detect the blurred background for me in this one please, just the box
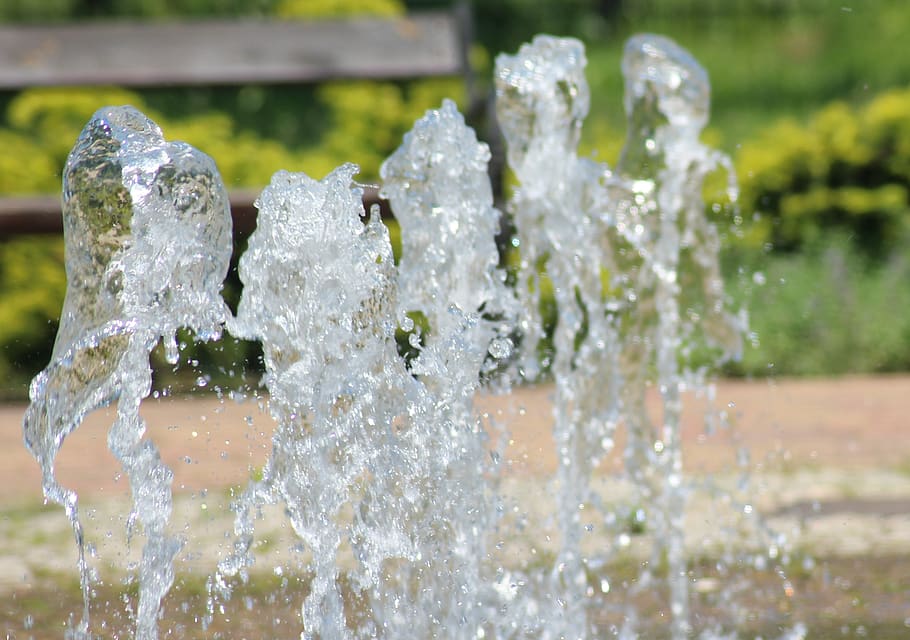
[1,0,909,397]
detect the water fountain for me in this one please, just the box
[23,34,802,640]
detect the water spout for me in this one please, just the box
[23,105,232,639]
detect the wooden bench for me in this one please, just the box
[0,8,473,237]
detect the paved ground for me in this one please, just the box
[2,375,907,503]
[1,375,909,636]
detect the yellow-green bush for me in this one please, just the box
[736,88,910,256]
[0,236,66,388]
[275,0,402,19]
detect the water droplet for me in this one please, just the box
[164,336,179,365]
[783,580,794,598]
[488,337,514,359]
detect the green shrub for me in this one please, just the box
[736,89,910,257]
[0,237,66,392]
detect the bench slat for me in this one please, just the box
[0,13,462,88]
[0,188,389,238]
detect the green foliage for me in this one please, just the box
[578,0,910,154]
[721,87,910,378]
[0,237,65,395]
[0,0,404,21]
[470,0,609,54]
[736,89,910,257]
[725,237,910,377]
[0,86,309,190]
[0,0,272,21]
[0,0,77,22]
[4,0,910,389]
[308,78,463,181]
[0,130,56,194]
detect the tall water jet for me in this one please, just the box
[380,98,517,637]
[609,34,745,639]
[215,98,514,637]
[495,34,747,638]
[495,35,624,639]
[22,106,232,639]
[215,163,415,639]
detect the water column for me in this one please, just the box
[609,35,745,639]
[219,164,423,639]
[496,33,745,637]
[23,106,233,640]
[495,36,622,638]
[380,99,517,638]
[219,102,517,639]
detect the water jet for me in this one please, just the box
[23,34,801,640]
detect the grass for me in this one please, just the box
[722,235,910,378]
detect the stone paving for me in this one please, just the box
[1,375,908,594]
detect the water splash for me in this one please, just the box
[216,164,412,639]
[23,106,232,639]
[215,100,514,636]
[380,98,517,637]
[495,34,748,638]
